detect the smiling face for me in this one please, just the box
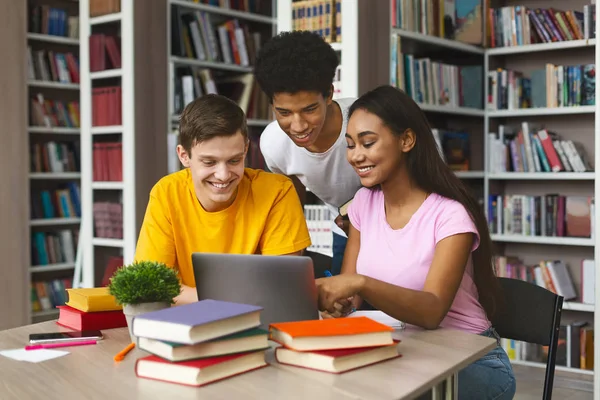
[177,131,248,212]
[272,91,332,150]
[345,109,414,188]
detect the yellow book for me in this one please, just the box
[65,287,122,312]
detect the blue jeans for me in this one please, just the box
[458,327,516,399]
[331,232,347,276]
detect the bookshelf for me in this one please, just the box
[24,0,81,324]
[389,0,599,390]
[78,0,167,290]
[166,0,278,174]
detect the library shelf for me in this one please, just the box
[90,126,123,135]
[28,127,80,134]
[91,238,125,248]
[330,42,342,51]
[169,0,276,24]
[90,69,123,80]
[563,302,595,312]
[392,28,485,55]
[27,33,79,45]
[91,181,124,190]
[488,106,595,118]
[419,103,485,117]
[455,171,485,179]
[89,12,122,25]
[30,218,81,227]
[488,172,596,180]
[487,39,596,56]
[29,172,81,180]
[170,56,254,72]
[30,263,76,273]
[28,80,80,90]
[511,359,594,376]
[490,234,595,247]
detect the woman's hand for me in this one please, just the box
[316,274,365,314]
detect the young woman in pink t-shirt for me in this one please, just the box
[316,85,515,400]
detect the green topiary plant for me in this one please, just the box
[108,260,181,305]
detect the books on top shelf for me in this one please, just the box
[487,64,595,111]
[27,48,80,85]
[89,34,121,72]
[29,4,79,38]
[488,123,592,174]
[487,194,594,239]
[292,0,340,44]
[488,5,596,48]
[89,0,121,18]
[392,0,484,45]
[269,316,400,374]
[134,299,268,387]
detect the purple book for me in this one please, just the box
[132,299,263,344]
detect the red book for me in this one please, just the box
[134,350,268,387]
[56,305,127,331]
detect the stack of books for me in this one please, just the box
[269,316,401,374]
[57,287,127,331]
[132,299,269,387]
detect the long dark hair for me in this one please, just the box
[348,85,500,320]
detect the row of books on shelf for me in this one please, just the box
[89,34,121,72]
[488,123,591,173]
[488,64,595,111]
[94,201,123,239]
[133,299,399,385]
[487,194,593,238]
[173,69,270,120]
[89,0,121,18]
[391,0,483,45]
[31,278,72,312]
[28,4,78,39]
[494,255,594,305]
[503,322,594,370]
[30,94,80,128]
[305,204,333,257]
[292,0,341,43]
[31,141,80,174]
[489,5,595,49]
[27,48,79,85]
[190,0,272,15]
[172,7,263,67]
[31,183,81,220]
[93,142,122,182]
[390,42,483,109]
[93,86,122,126]
[32,229,78,267]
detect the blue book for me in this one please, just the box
[132,299,263,345]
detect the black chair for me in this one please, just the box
[303,250,333,278]
[491,277,564,400]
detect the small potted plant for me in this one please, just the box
[108,260,181,342]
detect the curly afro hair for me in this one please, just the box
[254,30,339,101]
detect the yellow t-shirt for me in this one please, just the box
[134,168,312,287]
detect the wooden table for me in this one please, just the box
[0,321,496,400]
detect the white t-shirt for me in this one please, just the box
[259,98,362,237]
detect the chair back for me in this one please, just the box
[304,250,332,278]
[492,277,563,400]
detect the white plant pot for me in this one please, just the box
[123,302,171,344]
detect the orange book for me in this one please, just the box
[269,317,394,351]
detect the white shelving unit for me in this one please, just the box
[389,2,600,393]
[79,0,167,289]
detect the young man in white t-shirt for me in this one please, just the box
[254,31,362,275]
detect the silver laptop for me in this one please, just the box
[192,253,320,329]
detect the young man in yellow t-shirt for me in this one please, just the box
[134,94,312,304]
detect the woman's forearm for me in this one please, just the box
[358,275,448,329]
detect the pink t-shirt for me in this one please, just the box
[347,188,491,334]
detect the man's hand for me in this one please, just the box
[334,214,350,236]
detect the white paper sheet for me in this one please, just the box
[0,348,69,363]
[347,310,405,329]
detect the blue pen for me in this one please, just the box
[323,270,356,314]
